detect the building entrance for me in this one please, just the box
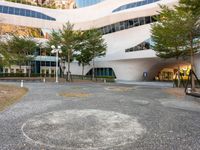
[155,65,191,81]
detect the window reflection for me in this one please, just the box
[113,0,160,13]
[0,5,56,21]
[125,38,155,52]
[99,15,158,35]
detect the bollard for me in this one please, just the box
[20,80,24,87]
[104,79,106,83]
[43,78,46,83]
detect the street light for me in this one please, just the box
[51,45,62,83]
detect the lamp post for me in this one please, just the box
[51,45,62,83]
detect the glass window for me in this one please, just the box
[26,10,31,16]
[127,4,132,9]
[100,15,157,35]
[20,9,26,16]
[37,12,41,18]
[46,16,50,20]
[51,62,56,66]
[125,38,152,52]
[14,8,20,15]
[133,18,139,26]
[115,23,120,31]
[112,0,160,13]
[137,1,142,6]
[105,26,110,34]
[145,16,151,24]
[0,6,3,12]
[46,61,50,66]
[124,21,129,29]
[108,25,112,33]
[120,5,127,10]
[3,6,8,13]
[109,24,114,32]
[41,61,46,66]
[120,25,124,30]
[41,14,47,19]
[139,17,145,25]
[141,0,147,5]
[31,11,36,18]
[0,5,54,21]
[131,3,137,8]
[76,0,104,8]
[119,22,125,30]
[8,7,14,14]
[128,20,134,27]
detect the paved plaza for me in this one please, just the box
[0,81,200,150]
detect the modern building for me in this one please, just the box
[0,0,199,80]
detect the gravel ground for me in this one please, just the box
[0,81,200,150]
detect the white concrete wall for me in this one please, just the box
[65,61,92,75]
[4,65,31,73]
[0,0,178,30]
[194,54,200,79]
[101,24,156,61]
[69,58,158,81]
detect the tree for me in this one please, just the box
[7,35,37,76]
[179,0,200,16]
[85,28,107,80]
[74,31,93,78]
[152,6,186,87]
[47,30,62,48]
[152,5,199,85]
[177,1,200,90]
[151,5,188,87]
[0,41,13,68]
[48,22,79,81]
[0,19,11,68]
[75,49,92,78]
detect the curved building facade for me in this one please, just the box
[0,0,199,81]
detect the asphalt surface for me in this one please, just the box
[0,81,200,150]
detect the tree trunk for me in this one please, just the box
[92,58,95,80]
[19,64,22,73]
[177,64,181,88]
[175,57,181,88]
[190,32,195,91]
[82,64,84,80]
[67,49,71,81]
[28,61,31,78]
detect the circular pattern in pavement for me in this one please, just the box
[22,109,145,149]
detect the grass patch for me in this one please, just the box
[59,92,91,98]
[71,87,83,90]
[105,86,134,92]
[0,84,28,111]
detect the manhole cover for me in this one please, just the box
[22,109,145,149]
